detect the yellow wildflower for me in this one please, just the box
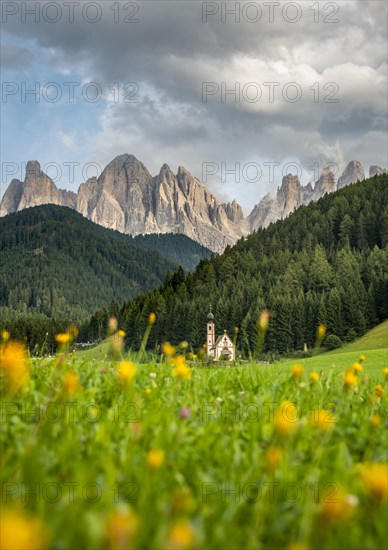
[352,362,363,374]
[320,488,358,521]
[0,341,30,392]
[117,361,136,384]
[166,520,195,549]
[259,310,270,331]
[162,342,176,357]
[375,384,385,397]
[359,463,388,500]
[147,449,164,470]
[0,509,47,550]
[359,354,366,362]
[266,446,283,472]
[145,388,152,396]
[384,367,388,379]
[343,369,358,388]
[63,371,80,396]
[310,409,334,431]
[310,372,319,383]
[108,316,118,334]
[117,330,126,338]
[370,415,381,427]
[317,324,326,339]
[273,401,298,437]
[55,333,70,346]
[106,506,138,549]
[148,312,156,325]
[172,356,191,380]
[291,364,303,378]
[1,330,10,342]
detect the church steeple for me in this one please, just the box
[206,309,215,359]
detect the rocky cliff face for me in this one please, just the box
[0,155,248,253]
[337,160,365,189]
[0,157,383,251]
[248,160,379,232]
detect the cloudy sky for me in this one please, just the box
[1,0,387,211]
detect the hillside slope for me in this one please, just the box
[0,205,209,318]
[111,174,388,354]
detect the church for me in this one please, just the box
[206,311,236,361]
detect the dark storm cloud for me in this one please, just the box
[2,0,387,207]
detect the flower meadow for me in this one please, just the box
[0,324,387,550]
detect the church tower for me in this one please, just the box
[206,311,215,359]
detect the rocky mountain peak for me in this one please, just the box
[337,160,365,189]
[0,154,383,253]
[369,165,387,177]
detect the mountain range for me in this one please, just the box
[1,155,386,252]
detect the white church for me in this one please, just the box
[206,311,236,361]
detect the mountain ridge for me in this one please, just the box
[1,156,386,252]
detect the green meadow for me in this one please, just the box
[1,322,387,549]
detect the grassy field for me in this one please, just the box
[1,322,387,549]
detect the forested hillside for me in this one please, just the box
[0,205,209,320]
[133,233,212,271]
[110,174,388,357]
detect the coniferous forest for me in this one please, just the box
[105,174,388,358]
[0,206,211,349]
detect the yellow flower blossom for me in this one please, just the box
[63,371,80,396]
[166,520,195,549]
[320,488,358,521]
[1,329,10,342]
[384,367,388,379]
[266,446,283,472]
[0,341,30,392]
[375,384,385,397]
[370,415,381,427]
[162,342,176,357]
[291,364,303,378]
[117,330,126,338]
[106,506,138,550]
[317,324,326,339]
[310,372,319,383]
[108,316,118,334]
[259,310,270,331]
[273,401,298,437]
[147,449,164,470]
[343,369,358,388]
[352,362,363,373]
[148,312,156,325]
[117,361,136,384]
[55,333,70,346]
[172,356,191,380]
[310,409,334,431]
[145,388,152,396]
[0,509,47,550]
[359,463,388,500]
[359,354,366,362]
